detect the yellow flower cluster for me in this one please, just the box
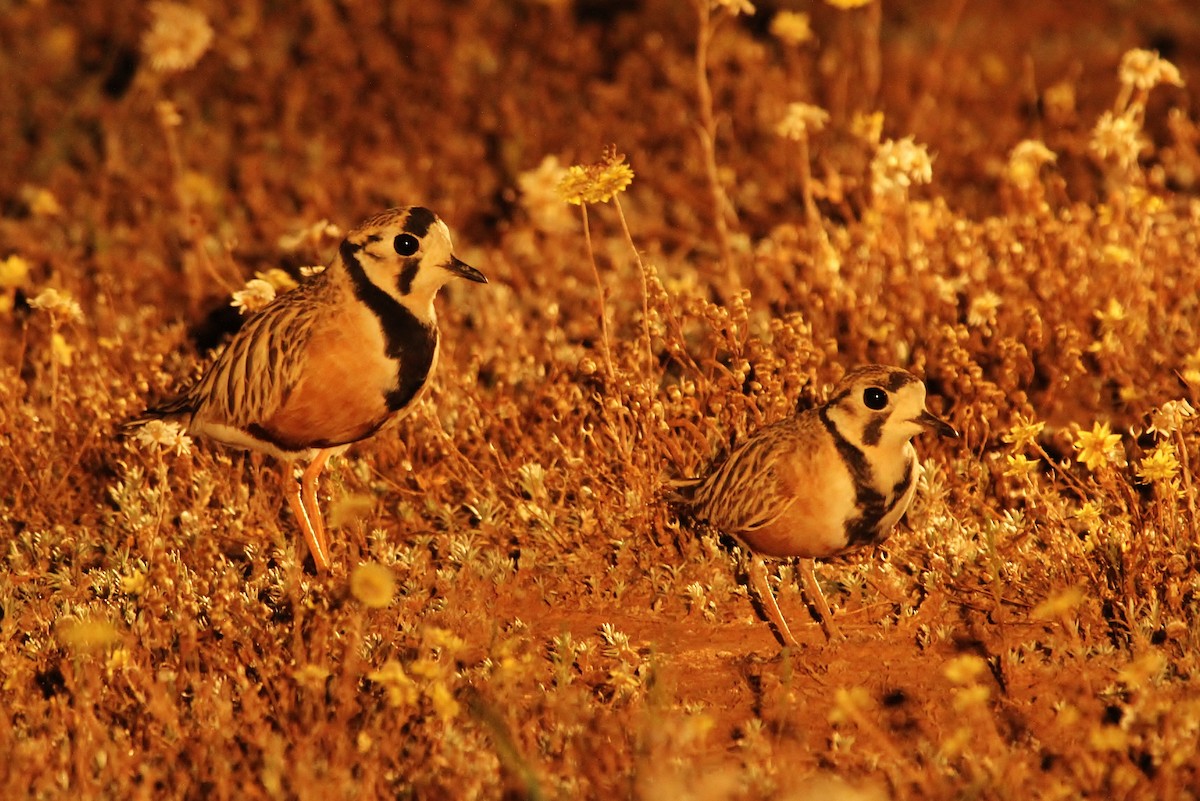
[558,148,635,206]
[1137,441,1180,486]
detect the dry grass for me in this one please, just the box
[3,1,1200,799]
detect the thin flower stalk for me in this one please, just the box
[693,0,737,286]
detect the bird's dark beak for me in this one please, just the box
[448,256,487,284]
[918,409,959,438]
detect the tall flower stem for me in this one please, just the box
[579,204,615,379]
[694,1,736,287]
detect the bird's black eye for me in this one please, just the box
[863,387,888,410]
[394,234,420,256]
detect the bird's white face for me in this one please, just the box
[346,207,486,319]
[827,367,956,452]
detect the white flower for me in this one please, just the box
[1119,49,1184,93]
[870,136,934,202]
[776,102,829,141]
[967,291,1002,328]
[518,155,575,234]
[135,420,193,456]
[278,219,343,252]
[1147,400,1196,437]
[230,279,276,315]
[713,0,755,15]
[1006,140,1057,190]
[28,288,84,323]
[1091,110,1144,171]
[142,2,213,74]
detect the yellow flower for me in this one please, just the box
[1073,421,1123,472]
[293,664,331,690]
[558,148,634,205]
[50,332,75,367]
[0,255,30,289]
[1089,726,1129,752]
[120,570,147,595]
[57,617,121,652]
[255,268,298,292]
[106,647,133,679]
[1117,652,1166,688]
[423,626,466,656]
[428,681,461,721]
[1073,501,1102,528]
[850,111,884,145]
[1031,586,1084,620]
[952,684,990,711]
[1002,415,1045,451]
[22,186,63,217]
[350,562,396,608]
[1138,442,1180,485]
[1094,297,1127,326]
[1183,349,1200,387]
[1003,453,1038,479]
[825,0,873,8]
[828,686,871,724]
[769,11,812,46]
[368,660,419,708]
[943,654,987,685]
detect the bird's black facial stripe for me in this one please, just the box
[398,262,419,295]
[862,415,886,446]
[886,372,914,392]
[405,207,437,238]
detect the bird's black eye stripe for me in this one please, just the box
[863,387,888,410]
[394,234,420,256]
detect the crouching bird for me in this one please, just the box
[128,206,487,572]
[677,365,957,644]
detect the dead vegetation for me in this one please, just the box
[3,1,1200,798]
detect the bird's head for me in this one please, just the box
[826,365,958,451]
[338,206,487,319]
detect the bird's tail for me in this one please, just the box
[121,395,195,432]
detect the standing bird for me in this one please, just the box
[680,365,957,644]
[130,206,487,572]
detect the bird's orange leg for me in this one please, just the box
[798,558,842,641]
[285,484,327,572]
[748,557,799,648]
[298,449,334,571]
